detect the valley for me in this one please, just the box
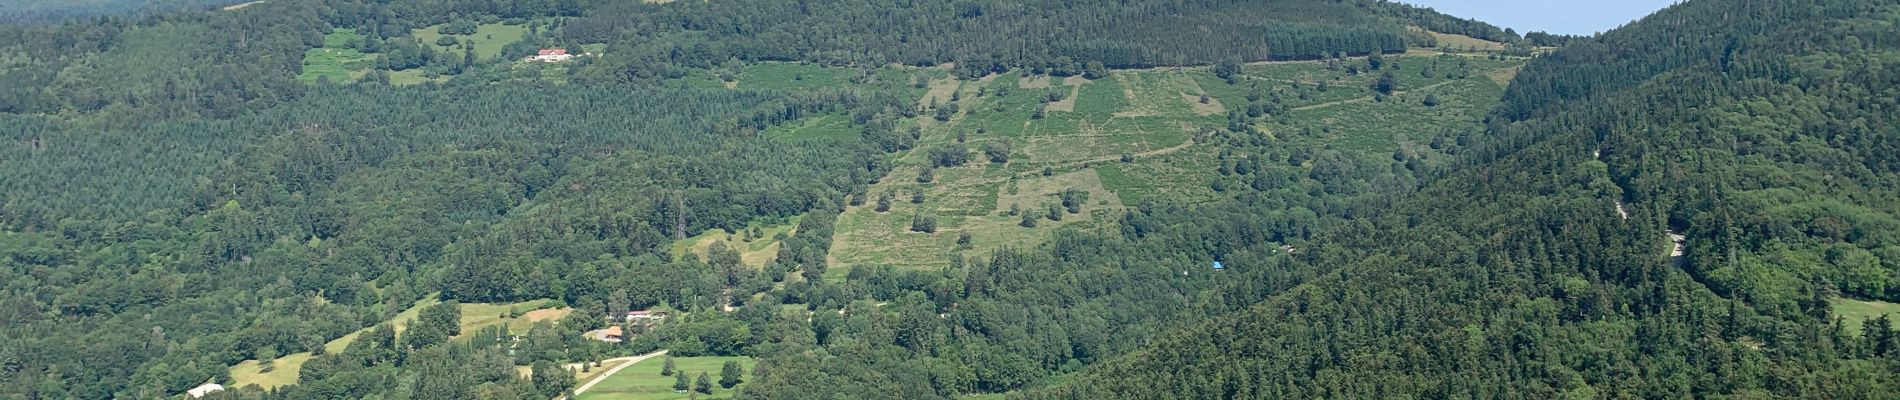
[4,0,1900,399]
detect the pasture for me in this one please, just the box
[413,21,529,60]
[228,297,567,389]
[574,356,756,400]
[827,54,1524,272]
[1834,297,1900,336]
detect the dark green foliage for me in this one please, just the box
[662,356,676,376]
[564,0,1498,76]
[531,360,575,398]
[0,0,246,24]
[720,360,744,388]
[910,214,938,233]
[1060,188,1089,214]
[674,371,690,391]
[928,143,970,167]
[876,191,895,212]
[982,140,1013,164]
[1372,71,1397,94]
[1034,0,1900,398]
[695,371,714,394]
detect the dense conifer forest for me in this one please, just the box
[1034,0,1900,397]
[2,0,1897,399]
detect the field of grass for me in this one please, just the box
[456,299,570,338]
[668,216,800,267]
[828,68,1213,271]
[229,297,566,389]
[1833,297,1900,336]
[575,356,756,400]
[824,55,1524,271]
[298,29,374,83]
[230,297,442,389]
[413,22,529,61]
[1414,27,1506,51]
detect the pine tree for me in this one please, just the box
[674,370,690,392]
[875,191,894,212]
[662,356,676,376]
[719,360,744,388]
[1373,72,1397,95]
[695,371,714,394]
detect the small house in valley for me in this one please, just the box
[186,383,225,398]
[624,310,669,323]
[529,48,575,62]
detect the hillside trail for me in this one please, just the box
[558,350,669,400]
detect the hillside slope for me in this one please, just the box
[1033,0,1900,397]
[0,1,1520,398]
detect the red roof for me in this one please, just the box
[538,48,568,56]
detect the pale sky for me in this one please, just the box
[1403,0,1682,36]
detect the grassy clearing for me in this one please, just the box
[414,22,529,60]
[229,297,566,389]
[457,299,569,338]
[827,58,1521,272]
[669,217,801,267]
[1834,297,1900,336]
[830,67,1229,271]
[231,297,442,389]
[1271,65,1511,154]
[298,29,375,83]
[1415,27,1506,51]
[574,356,756,400]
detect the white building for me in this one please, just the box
[529,48,575,63]
[186,383,225,398]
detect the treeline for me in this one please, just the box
[0,79,910,397]
[0,0,1529,398]
[564,0,1503,79]
[1033,0,1900,397]
[0,0,248,25]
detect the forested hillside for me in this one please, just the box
[0,0,250,25]
[0,0,1534,398]
[1035,0,1900,397]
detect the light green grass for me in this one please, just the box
[1834,297,1900,336]
[229,297,566,389]
[829,69,1218,270]
[298,29,375,83]
[457,299,569,338]
[669,217,801,267]
[230,297,441,389]
[414,22,529,60]
[575,356,756,400]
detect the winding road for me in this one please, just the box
[558,350,669,400]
